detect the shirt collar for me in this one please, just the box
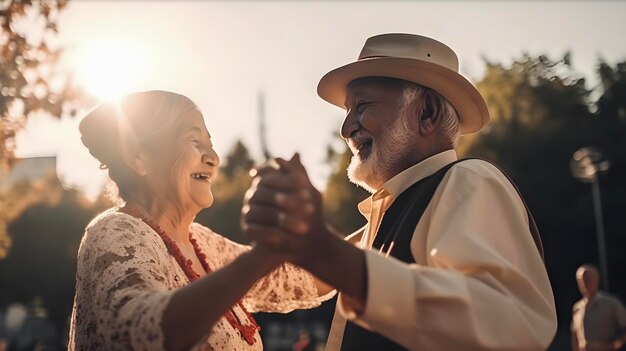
[384,149,458,199]
[357,149,458,216]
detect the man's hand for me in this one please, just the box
[242,153,330,263]
[242,153,368,308]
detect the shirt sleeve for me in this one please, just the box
[338,160,557,350]
[191,224,336,314]
[75,213,174,351]
[614,298,626,329]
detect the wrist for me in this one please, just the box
[246,245,285,273]
[294,224,337,268]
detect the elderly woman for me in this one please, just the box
[68,91,332,351]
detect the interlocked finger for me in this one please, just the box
[247,186,281,207]
[276,211,286,227]
[243,204,309,235]
[255,171,302,192]
[243,204,278,225]
[246,223,306,256]
[245,223,291,248]
[273,190,314,217]
[247,186,314,217]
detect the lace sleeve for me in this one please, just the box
[190,224,335,314]
[244,261,336,313]
[72,211,174,350]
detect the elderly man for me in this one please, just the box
[243,33,557,350]
[571,264,626,351]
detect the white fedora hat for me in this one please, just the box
[317,33,490,134]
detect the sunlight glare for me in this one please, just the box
[76,39,146,101]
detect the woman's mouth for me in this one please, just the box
[191,173,212,182]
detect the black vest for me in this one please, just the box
[340,159,543,351]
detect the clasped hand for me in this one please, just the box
[242,154,329,264]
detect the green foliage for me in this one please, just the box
[0,0,84,173]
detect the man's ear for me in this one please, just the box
[121,141,148,177]
[418,91,440,135]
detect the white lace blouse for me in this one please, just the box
[68,209,331,350]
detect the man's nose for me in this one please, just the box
[340,108,360,139]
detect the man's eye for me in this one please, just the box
[356,102,369,114]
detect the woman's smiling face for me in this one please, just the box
[142,108,220,213]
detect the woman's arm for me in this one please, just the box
[194,224,335,314]
[84,213,284,351]
[162,246,281,351]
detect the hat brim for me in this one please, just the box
[317,57,490,134]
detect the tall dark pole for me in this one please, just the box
[590,177,609,291]
[570,147,611,291]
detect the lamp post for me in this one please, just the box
[570,147,611,291]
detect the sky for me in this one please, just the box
[13,0,626,198]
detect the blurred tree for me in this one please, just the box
[1,0,83,174]
[0,171,62,258]
[196,139,255,243]
[0,177,111,349]
[220,140,255,179]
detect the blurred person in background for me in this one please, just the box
[69,91,333,351]
[572,264,626,351]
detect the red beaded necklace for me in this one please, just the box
[121,208,260,345]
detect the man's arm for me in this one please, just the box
[312,228,365,297]
[335,162,556,349]
[243,157,557,350]
[612,299,626,350]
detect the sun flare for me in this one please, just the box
[75,39,147,101]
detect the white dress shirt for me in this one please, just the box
[326,149,557,351]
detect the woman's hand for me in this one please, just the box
[242,154,321,261]
[242,153,367,308]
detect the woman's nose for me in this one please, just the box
[203,147,220,168]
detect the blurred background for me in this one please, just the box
[1,1,625,350]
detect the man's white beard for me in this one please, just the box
[347,113,415,193]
